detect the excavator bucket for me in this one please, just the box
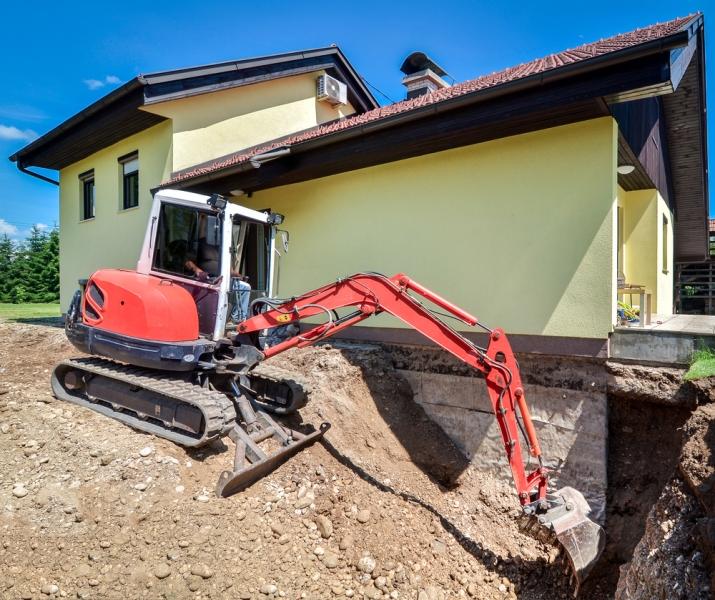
[521,486,605,593]
[550,487,605,586]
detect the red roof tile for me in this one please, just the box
[709,218,715,232]
[168,14,697,185]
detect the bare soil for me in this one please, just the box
[579,397,691,599]
[614,402,715,599]
[0,320,570,600]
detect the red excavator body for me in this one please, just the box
[83,269,199,342]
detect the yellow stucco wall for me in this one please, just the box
[618,186,674,314]
[58,121,173,310]
[142,72,356,172]
[242,117,619,339]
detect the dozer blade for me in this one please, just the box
[521,486,605,594]
[216,419,330,498]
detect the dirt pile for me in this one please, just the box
[614,402,715,599]
[0,321,568,600]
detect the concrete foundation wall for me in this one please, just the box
[397,369,607,524]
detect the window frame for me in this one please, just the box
[662,214,669,275]
[118,151,139,211]
[152,202,223,282]
[79,169,95,221]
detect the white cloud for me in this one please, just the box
[0,124,38,142]
[0,219,19,237]
[84,75,122,90]
[0,105,46,122]
[83,78,105,90]
[35,223,49,231]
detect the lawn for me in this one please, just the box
[0,303,61,321]
[684,346,715,381]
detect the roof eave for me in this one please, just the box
[169,26,694,190]
[10,46,378,169]
[9,78,143,165]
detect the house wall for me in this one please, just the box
[58,121,173,310]
[618,186,674,314]
[141,72,356,172]
[242,117,619,340]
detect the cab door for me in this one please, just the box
[231,217,275,303]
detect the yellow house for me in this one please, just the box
[10,15,709,359]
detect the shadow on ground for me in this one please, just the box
[10,317,64,328]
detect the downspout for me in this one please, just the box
[17,162,59,186]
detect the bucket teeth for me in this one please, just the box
[519,486,605,595]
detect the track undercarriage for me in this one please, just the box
[51,356,327,497]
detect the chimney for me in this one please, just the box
[400,52,450,99]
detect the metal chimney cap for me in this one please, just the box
[400,52,448,77]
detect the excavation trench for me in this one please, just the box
[307,341,713,599]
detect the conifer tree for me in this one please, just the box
[0,234,14,302]
[1,226,60,303]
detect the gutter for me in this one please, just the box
[171,25,695,191]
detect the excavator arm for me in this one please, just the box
[233,272,605,586]
[238,272,547,505]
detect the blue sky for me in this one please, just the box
[0,1,709,239]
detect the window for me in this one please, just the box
[119,152,139,210]
[662,215,669,274]
[152,203,222,280]
[79,170,95,220]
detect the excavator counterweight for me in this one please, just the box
[52,189,604,593]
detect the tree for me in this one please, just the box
[0,234,14,302]
[0,226,60,304]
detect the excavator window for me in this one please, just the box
[153,203,222,280]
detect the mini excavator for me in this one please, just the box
[52,189,604,589]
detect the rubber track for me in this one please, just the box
[52,357,236,447]
[248,363,310,414]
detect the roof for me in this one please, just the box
[169,14,699,185]
[10,47,379,171]
[709,218,715,233]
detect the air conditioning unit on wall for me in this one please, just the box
[317,74,347,106]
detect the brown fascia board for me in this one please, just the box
[140,46,378,111]
[170,26,695,191]
[143,47,345,83]
[9,78,143,165]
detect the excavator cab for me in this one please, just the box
[136,189,282,340]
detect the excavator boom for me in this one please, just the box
[238,273,547,503]
[233,272,605,587]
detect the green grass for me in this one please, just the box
[684,346,715,381]
[0,302,61,321]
